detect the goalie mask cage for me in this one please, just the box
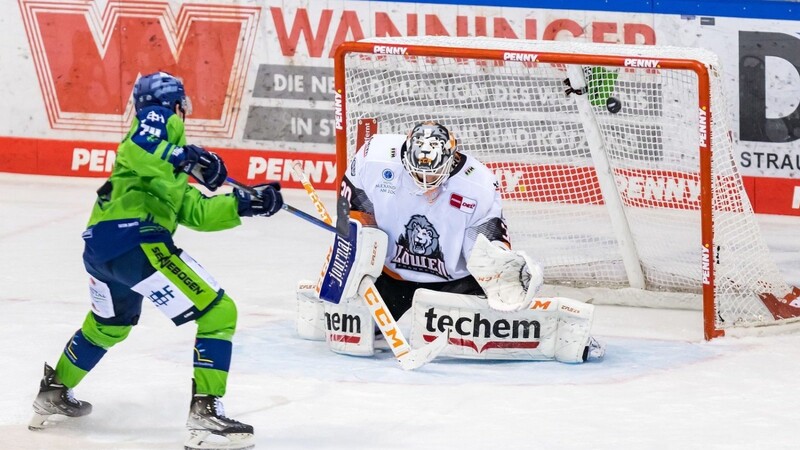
[333,37,799,340]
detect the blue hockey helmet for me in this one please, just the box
[132,71,192,116]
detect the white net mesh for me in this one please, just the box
[339,37,794,334]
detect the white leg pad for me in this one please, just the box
[530,300,560,360]
[296,280,326,341]
[408,291,596,363]
[553,297,595,363]
[323,299,375,356]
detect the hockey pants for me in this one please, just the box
[55,242,237,397]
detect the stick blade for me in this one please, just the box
[398,330,449,371]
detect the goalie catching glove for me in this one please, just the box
[467,234,544,312]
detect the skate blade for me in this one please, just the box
[28,412,58,431]
[185,430,254,450]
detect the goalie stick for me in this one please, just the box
[292,164,333,225]
[289,163,448,370]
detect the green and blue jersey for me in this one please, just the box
[83,105,240,262]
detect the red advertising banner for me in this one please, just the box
[4,136,799,216]
[0,137,337,190]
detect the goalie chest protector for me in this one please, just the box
[347,134,505,284]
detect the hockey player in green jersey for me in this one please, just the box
[30,72,280,450]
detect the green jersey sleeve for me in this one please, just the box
[178,186,242,232]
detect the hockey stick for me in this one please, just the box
[289,163,448,370]
[225,177,336,233]
[292,164,333,225]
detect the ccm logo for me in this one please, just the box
[362,286,407,350]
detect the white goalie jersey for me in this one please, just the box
[306,131,602,364]
[342,134,509,284]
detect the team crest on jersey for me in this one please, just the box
[391,215,449,279]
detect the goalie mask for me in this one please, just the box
[402,122,457,192]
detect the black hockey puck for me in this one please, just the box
[606,96,622,114]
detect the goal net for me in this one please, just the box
[333,36,799,340]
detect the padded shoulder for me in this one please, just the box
[360,134,406,165]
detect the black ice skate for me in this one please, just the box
[29,362,92,430]
[185,383,254,450]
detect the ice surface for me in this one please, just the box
[2,173,800,449]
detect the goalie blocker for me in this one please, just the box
[318,220,385,305]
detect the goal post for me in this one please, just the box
[333,36,799,340]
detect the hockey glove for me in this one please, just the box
[234,182,283,217]
[467,234,544,312]
[182,144,228,191]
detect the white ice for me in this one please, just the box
[2,173,800,450]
